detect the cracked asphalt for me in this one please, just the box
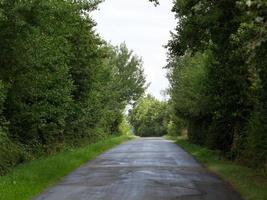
[33,137,243,200]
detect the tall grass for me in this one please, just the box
[167,136,267,200]
[0,135,132,200]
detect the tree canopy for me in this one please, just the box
[0,0,146,175]
[166,0,267,168]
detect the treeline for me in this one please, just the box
[166,0,267,168]
[128,95,186,138]
[0,0,146,175]
[128,95,169,137]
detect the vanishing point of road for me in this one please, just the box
[34,138,243,200]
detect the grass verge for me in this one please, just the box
[166,135,267,200]
[0,135,133,200]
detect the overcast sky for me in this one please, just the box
[92,0,176,100]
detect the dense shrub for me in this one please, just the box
[0,130,23,175]
[0,81,23,175]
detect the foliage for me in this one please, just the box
[166,0,267,168]
[0,136,132,200]
[149,0,159,6]
[0,81,23,175]
[118,117,132,136]
[166,118,186,136]
[235,0,267,167]
[0,0,146,174]
[129,95,169,137]
[168,52,211,119]
[0,131,23,175]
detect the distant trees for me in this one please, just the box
[167,0,267,168]
[128,95,169,137]
[0,0,146,174]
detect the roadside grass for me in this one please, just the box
[0,135,133,200]
[166,135,267,200]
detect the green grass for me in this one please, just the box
[166,136,267,200]
[0,135,133,200]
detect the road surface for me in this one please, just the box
[34,138,242,200]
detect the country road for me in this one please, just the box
[34,138,242,200]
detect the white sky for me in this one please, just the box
[92,0,176,100]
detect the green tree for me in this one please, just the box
[0,81,22,175]
[234,0,267,167]
[94,43,146,136]
[129,95,168,137]
[0,0,74,150]
[167,0,252,152]
[166,0,267,168]
[0,0,147,174]
[167,51,211,144]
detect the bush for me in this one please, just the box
[0,81,23,175]
[244,111,267,169]
[0,130,23,175]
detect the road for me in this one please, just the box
[34,138,242,200]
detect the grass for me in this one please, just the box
[0,135,133,200]
[166,135,267,200]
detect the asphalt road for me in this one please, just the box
[34,138,243,200]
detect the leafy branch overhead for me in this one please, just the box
[149,0,159,6]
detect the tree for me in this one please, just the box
[167,51,211,144]
[129,95,168,137]
[0,0,74,150]
[166,0,267,168]
[0,0,147,174]
[93,43,146,136]
[234,0,267,167]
